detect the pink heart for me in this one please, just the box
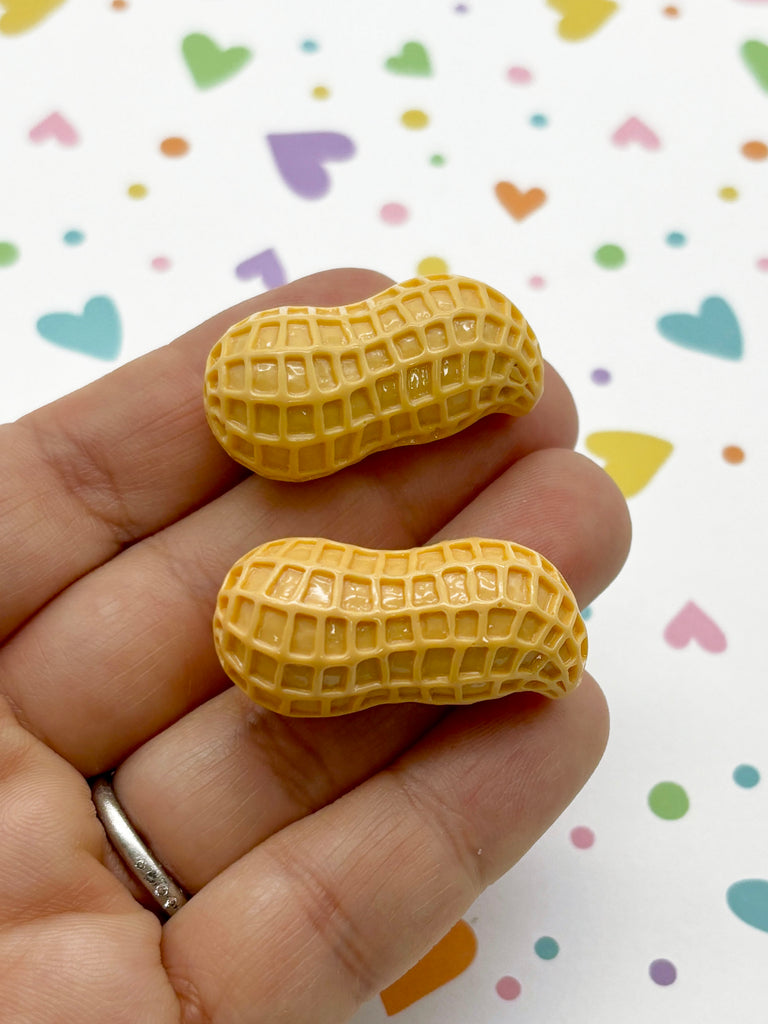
[664,602,727,653]
[29,111,79,146]
[612,116,660,150]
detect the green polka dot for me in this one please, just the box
[594,244,626,269]
[534,936,559,960]
[430,154,446,166]
[648,781,689,820]
[0,241,20,267]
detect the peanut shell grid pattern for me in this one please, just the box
[203,275,543,481]
[213,537,588,717]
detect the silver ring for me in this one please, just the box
[91,774,188,917]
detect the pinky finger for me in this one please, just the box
[161,674,609,1024]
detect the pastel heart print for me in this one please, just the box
[657,297,743,360]
[385,41,432,76]
[267,132,356,199]
[29,111,79,146]
[585,431,673,497]
[741,40,768,92]
[182,33,252,89]
[727,880,768,933]
[664,602,727,653]
[495,182,547,220]
[235,248,286,289]
[612,116,661,150]
[380,920,477,1015]
[547,0,618,40]
[0,0,67,34]
[37,296,122,360]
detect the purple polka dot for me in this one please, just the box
[507,66,532,84]
[570,826,595,849]
[454,3,469,11]
[591,368,611,384]
[496,976,522,1000]
[649,959,677,986]
[380,202,409,225]
[151,256,171,271]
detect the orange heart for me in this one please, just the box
[380,919,477,1015]
[495,182,547,221]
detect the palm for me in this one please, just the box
[0,269,630,1023]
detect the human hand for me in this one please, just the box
[0,269,630,1023]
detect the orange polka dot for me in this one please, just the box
[111,0,128,8]
[741,140,768,161]
[723,445,745,464]
[662,5,679,16]
[160,137,189,157]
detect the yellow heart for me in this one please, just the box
[585,431,673,497]
[547,0,618,41]
[0,0,67,35]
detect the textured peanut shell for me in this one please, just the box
[203,275,543,481]
[213,538,587,717]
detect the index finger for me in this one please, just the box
[0,269,393,641]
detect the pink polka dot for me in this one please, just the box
[151,256,171,271]
[496,976,522,1000]
[757,257,768,272]
[506,66,532,84]
[380,202,409,225]
[528,275,545,289]
[570,826,595,849]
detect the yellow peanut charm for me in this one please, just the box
[203,275,543,481]
[213,538,587,717]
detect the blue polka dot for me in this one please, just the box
[301,39,319,53]
[733,764,760,788]
[665,231,686,248]
[63,229,85,246]
[530,113,548,128]
[534,936,560,960]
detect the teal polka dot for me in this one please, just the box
[530,113,548,128]
[666,231,686,247]
[734,764,760,788]
[63,229,85,246]
[301,39,319,52]
[534,936,560,960]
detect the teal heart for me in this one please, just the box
[657,297,743,360]
[727,879,768,933]
[37,296,122,360]
[742,39,768,93]
[385,41,432,76]
[182,33,252,89]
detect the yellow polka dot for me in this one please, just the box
[312,85,330,100]
[127,183,148,199]
[401,109,429,130]
[718,186,739,202]
[417,256,448,276]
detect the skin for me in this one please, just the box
[0,268,631,1023]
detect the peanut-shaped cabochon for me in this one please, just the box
[204,275,543,481]
[214,538,587,717]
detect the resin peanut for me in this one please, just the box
[203,275,543,481]
[213,538,587,717]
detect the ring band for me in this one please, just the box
[91,774,188,917]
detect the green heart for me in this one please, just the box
[385,41,432,76]
[182,33,252,89]
[741,39,768,92]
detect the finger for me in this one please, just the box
[0,268,394,641]
[161,674,609,1024]
[112,448,629,893]
[1,368,578,774]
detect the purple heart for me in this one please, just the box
[267,132,356,199]
[235,248,286,289]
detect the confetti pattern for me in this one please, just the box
[1,3,766,1022]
